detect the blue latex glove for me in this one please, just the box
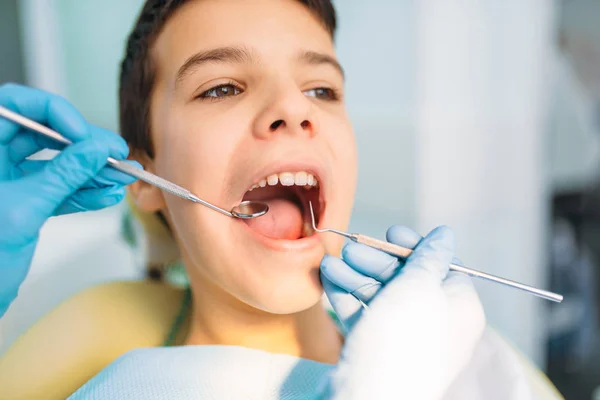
[320,226,485,399]
[0,83,138,317]
[321,226,467,332]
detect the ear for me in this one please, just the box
[127,152,166,212]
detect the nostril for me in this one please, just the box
[301,120,310,129]
[270,120,284,130]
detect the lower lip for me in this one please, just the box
[236,215,324,252]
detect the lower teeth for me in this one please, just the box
[302,221,314,237]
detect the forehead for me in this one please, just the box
[151,0,335,76]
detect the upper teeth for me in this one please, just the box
[248,171,318,191]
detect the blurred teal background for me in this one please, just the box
[54,0,143,130]
[2,0,600,398]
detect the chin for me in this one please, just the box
[249,266,325,315]
[228,249,326,314]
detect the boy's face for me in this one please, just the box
[138,0,357,313]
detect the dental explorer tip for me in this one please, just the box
[309,201,318,231]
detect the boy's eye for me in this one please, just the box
[303,87,338,101]
[199,84,242,99]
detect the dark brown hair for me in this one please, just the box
[118,0,336,157]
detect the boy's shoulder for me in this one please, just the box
[0,280,184,400]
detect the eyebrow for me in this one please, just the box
[175,46,345,85]
[176,46,256,85]
[299,50,345,80]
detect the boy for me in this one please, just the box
[0,1,558,398]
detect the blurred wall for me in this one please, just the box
[54,0,145,130]
[335,0,417,233]
[0,0,25,83]
[413,0,556,366]
[549,55,600,192]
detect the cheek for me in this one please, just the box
[330,116,358,181]
[151,106,247,264]
[322,119,358,256]
[332,120,358,200]
[154,106,246,199]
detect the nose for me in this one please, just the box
[253,84,319,139]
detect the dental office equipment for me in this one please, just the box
[0,105,269,219]
[309,202,563,303]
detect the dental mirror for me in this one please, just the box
[230,200,270,219]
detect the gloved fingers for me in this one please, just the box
[0,239,36,317]
[85,160,140,187]
[387,225,465,268]
[442,271,478,298]
[18,159,140,187]
[443,272,486,371]
[29,126,131,205]
[386,225,423,249]
[27,138,112,210]
[400,225,455,283]
[55,186,127,215]
[0,258,30,298]
[0,83,89,145]
[7,131,65,165]
[443,272,485,329]
[321,254,381,304]
[341,242,404,283]
[321,272,364,333]
[86,124,130,160]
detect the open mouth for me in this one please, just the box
[240,171,324,241]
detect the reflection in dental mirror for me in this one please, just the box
[230,201,270,219]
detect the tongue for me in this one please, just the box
[244,198,303,240]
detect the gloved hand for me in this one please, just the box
[320,226,486,400]
[0,83,138,317]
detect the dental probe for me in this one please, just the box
[0,105,269,219]
[309,202,563,303]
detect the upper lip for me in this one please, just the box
[237,159,328,200]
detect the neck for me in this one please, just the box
[182,277,342,365]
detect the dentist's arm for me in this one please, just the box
[0,83,137,317]
[320,226,486,399]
